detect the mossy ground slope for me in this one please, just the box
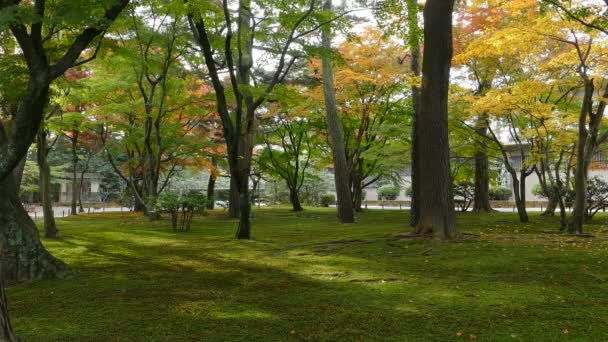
[8,209,608,341]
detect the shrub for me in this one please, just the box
[586,176,608,220]
[160,191,207,232]
[489,186,512,201]
[453,180,474,212]
[320,194,336,207]
[378,185,400,200]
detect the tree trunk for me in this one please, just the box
[206,158,217,210]
[321,0,354,223]
[473,115,493,212]
[36,131,59,239]
[542,197,558,216]
[407,0,421,227]
[11,157,26,195]
[289,188,303,211]
[0,175,70,281]
[569,79,594,234]
[0,277,18,342]
[352,183,363,213]
[415,0,457,239]
[228,176,240,218]
[510,173,529,223]
[70,130,79,216]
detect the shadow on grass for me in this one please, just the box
[7,208,608,341]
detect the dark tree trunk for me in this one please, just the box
[206,157,217,210]
[228,176,240,218]
[569,80,594,234]
[133,194,146,212]
[415,0,457,239]
[235,170,252,239]
[70,129,79,216]
[407,0,421,227]
[0,175,70,281]
[473,116,493,212]
[36,131,59,239]
[0,278,18,342]
[321,0,354,223]
[289,188,303,212]
[12,157,27,195]
[509,172,529,223]
[352,182,364,213]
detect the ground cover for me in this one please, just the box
[8,209,608,341]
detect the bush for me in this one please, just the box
[160,191,207,232]
[378,185,400,200]
[453,180,474,212]
[489,186,512,201]
[320,194,336,207]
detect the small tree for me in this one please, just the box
[160,191,207,232]
[584,177,608,222]
[453,181,474,212]
[320,194,336,207]
[378,185,400,200]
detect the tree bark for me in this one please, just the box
[0,175,70,281]
[228,175,240,218]
[0,277,18,342]
[321,0,354,223]
[472,115,493,212]
[206,158,217,210]
[569,79,594,234]
[542,197,558,216]
[289,188,303,211]
[36,131,59,239]
[11,157,26,196]
[70,129,79,216]
[415,0,457,239]
[407,0,421,227]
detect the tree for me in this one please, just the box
[92,5,206,219]
[186,0,331,237]
[414,0,457,239]
[258,108,314,211]
[0,1,128,334]
[37,115,60,238]
[0,0,129,284]
[320,0,355,222]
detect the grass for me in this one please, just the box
[7,208,608,341]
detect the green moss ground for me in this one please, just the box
[8,209,608,341]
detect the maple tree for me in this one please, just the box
[89,5,208,219]
[308,29,410,211]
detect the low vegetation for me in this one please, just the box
[7,209,608,341]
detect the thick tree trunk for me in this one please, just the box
[228,176,240,218]
[415,0,457,239]
[36,131,59,239]
[11,157,26,195]
[473,116,493,212]
[352,183,364,213]
[0,176,70,281]
[542,197,558,216]
[0,277,18,342]
[407,0,421,227]
[321,0,355,223]
[289,188,303,212]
